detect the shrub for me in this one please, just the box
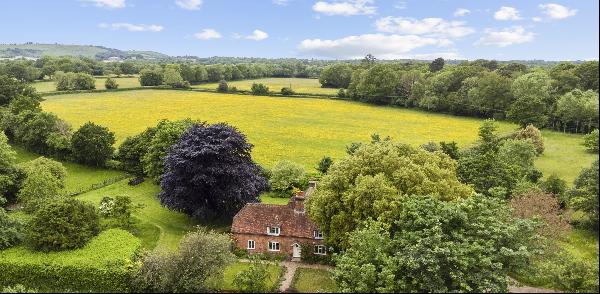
[541,174,567,200]
[439,141,459,159]
[217,80,229,92]
[316,156,333,174]
[139,69,163,86]
[0,229,140,292]
[71,122,115,166]
[299,243,333,265]
[0,209,24,249]
[583,129,599,153]
[270,160,307,196]
[281,87,295,96]
[420,141,439,152]
[117,127,156,176]
[17,157,66,212]
[510,190,571,238]
[567,160,599,231]
[105,77,119,90]
[27,198,100,252]
[337,88,347,98]
[233,257,271,293]
[132,228,235,293]
[1,284,37,293]
[99,195,138,230]
[515,124,545,155]
[251,83,269,95]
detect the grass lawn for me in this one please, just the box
[42,89,596,183]
[291,268,337,293]
[75,179,197,250]
[193,78,339,95]
[222,262,284,292]
[12,144,126,194]
[260,192,291,205]
[32,76,141,93]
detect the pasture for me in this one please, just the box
[32,76,141,93]
[193,77,338,95]
[42,89,596,183]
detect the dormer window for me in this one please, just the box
[313,230,324,239]
[267,226,280,236]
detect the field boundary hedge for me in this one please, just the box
[0,229,141,292]
[67,174,133,196]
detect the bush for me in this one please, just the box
[1,284,37,293]
[337,88,347,98]
[17,157,66,212]
[105,77,119,90]
[0,229,140,292]
[139,69,163,86]
[583,129,599,153]
[27,198,100,252]
[541,174,567,200]
[439,141,459,159]
[511,190,571,238]
[299,243,333,265]
[515,124,545,155]
[567,160,599,231]
[99,195,138,230]
[131,228,235,293]
[0,209,24,249]
[281,87,295,96]
[270,160,306,196]
[217,80,229,92]
[251,83,269,95]
[233,257,271,293]
[71,122,115,166]
[117,127,156,176]
[316,156,333,174]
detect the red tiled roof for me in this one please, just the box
[231,201,319,239]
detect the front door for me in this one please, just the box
[292,243,301,258]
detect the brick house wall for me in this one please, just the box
[233,233,324,256]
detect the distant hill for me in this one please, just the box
[0,43,169,60]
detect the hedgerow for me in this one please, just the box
[0,229,141,292]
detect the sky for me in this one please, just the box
[1,0,598,60]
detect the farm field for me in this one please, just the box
[32,76,141,93]
[193,77,339,95]
[42,89,597,183]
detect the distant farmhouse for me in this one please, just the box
[231,181,326,261]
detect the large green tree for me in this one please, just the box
[306,140,473,249]
[71,122,115,166]
[507,72,552,127]
[333,195,539,293]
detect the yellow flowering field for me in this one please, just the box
[192,77,338,95]
[42,89,596,183]
[33,76,141,93]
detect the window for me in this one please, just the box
[267,226,280,236]
[268,241,280,251]
[314,245,326,255]
[247,240,255,250]
[313,230,324,239]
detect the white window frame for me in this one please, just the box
[314,245,327,255]
[268,241,280,252]
[313,230,324,240]
[267,226,280,236]
[247,240,255,250]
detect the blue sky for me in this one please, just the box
[1,0,598,60]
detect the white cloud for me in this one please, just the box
[298,33,450,59]
[312,0,376,16]
[273,0,291,5]
[532,17,543,22]
[539,3,577,20]
[84,0,126,9]
[194,29,222,40]
[394,1,407,10]
[494,6,521,21]
[175,0,202,10]
[246,30,269,41]
[375,17,475,38]
[475,26,534,47]
[454,8,471,17]
[98,23,163,32]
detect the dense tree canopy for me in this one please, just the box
[333,195,539,293]
[319,63,353,88]
[568,160,599,231]
[71,122,115,166]
[159,123,269,220]
[507,71,552,127]
[117,127,156,175]
[306,139,473,249]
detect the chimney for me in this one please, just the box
[291,191,305,214]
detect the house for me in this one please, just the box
[231,181,326,261]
